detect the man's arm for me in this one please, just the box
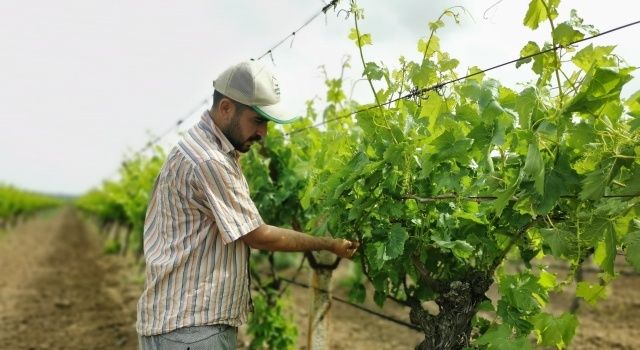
[240,224,359,259]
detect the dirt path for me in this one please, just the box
[1,208,638,349]
[0,208,139,350]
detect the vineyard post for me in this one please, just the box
[119,224,131,256]
[106,222,118,242]
[306,250,340,350]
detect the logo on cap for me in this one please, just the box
[272,76,281,97]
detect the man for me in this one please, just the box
[136,61,359,349]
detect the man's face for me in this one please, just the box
[222,104,269,153]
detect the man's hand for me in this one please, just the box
[330,238,360,259]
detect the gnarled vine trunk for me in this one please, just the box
[409,274,493,350]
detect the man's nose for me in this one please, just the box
[256,123,268,139]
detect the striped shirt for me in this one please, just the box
[136,111,264,336]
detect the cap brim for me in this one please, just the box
[253,104,300,124]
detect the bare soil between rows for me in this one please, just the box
[0,208,638,349]
[0,208,139,350]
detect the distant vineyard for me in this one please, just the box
[0,185,63,227]
[75,147,165,255]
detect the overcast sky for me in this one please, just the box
[1,0,638,195]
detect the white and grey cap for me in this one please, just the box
[213,61,299,124]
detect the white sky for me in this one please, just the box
[1,0,638,195]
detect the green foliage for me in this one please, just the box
[476,324,533,350]
[103,238,121,255]
[241,1,639,348]
[531,313,578,349]
[0,184,63,222]
[247,293,298,350]
[523,0,559,30]
[75,146,165,254]
[624,220,640,271]
[575,281,608,304]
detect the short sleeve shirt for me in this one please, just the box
[136,111,263,336]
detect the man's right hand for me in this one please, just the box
[331,238,360,259]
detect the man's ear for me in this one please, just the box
[217,97,236,122]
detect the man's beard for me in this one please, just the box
[223,112,261,153]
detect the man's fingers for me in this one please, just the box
[332,239,360,258]
[343,239,360,258]
[343,240,356,249]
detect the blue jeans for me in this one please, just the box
[138,325,237,350]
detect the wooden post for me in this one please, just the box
[119,225,132,256]
[106,222,118,241]
[307,250,340,350]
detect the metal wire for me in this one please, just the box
[108,1,341,176]
[278,276,421,331]
[286,19,640,136]
[253,0,339,61]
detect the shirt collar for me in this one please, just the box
[198,110,239,158]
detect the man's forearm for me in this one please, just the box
[242,224,334,252]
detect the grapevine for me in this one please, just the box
[242,1,640,348]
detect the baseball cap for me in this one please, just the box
[213,61,299,124]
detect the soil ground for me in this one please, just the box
[0,208,638,349]
[0,208,139,350]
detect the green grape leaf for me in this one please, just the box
[430,131,473,163]
[373,290,387,308]
[552,22,584,47]
[625,90,640,126]
[385,224,409,260]
[539,228,577,259]
[515,87,538,129]
[535,165,567,214]
[326,78,346,103]
[348,28,372,47]
[592,218,617,275]
[499,273,545,313]
[579,168,606,201]
[452,240,475,260]
[626,89,640,110]
[516,42,541,68]
[429,19,445,31]
[364,62,384,80]
[494,182,518,217]
[348,282,367,303]
[439,56,459,71]
[532,312,578,349]
[623,221,640,272]
[523,0,559,30]
[476,324,533,350]
[477,299,495,312]
[538,270,558,290]
[566,67,634,115]
[576,282,608,305]
[572,44,615,72]
[631,117,640,132]
[365,242,386,271]
[417,36,440,56]
[432,235,474,260]
[565,122,596,151]
[522,143,545,195]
